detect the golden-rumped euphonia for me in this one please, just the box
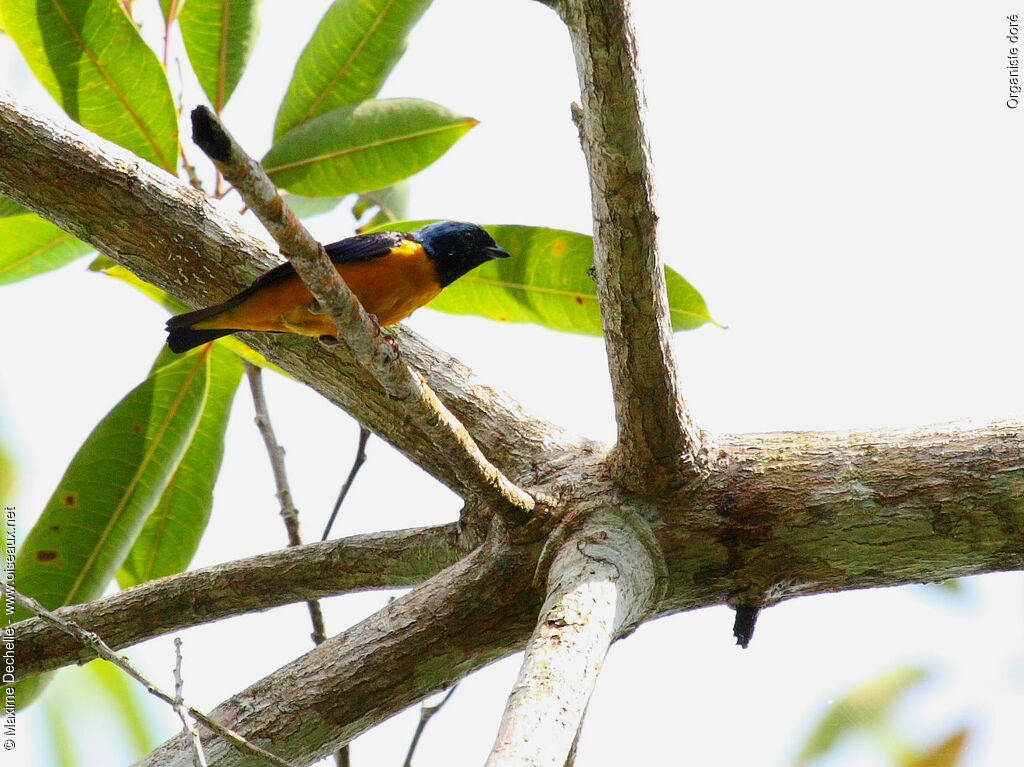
[165,221,509,353]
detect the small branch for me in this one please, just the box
[559,0,706,491]
[190,106,537,529]
[134,539,543,767]
[485,510,665,766]
[0,95,574,508]
[323,425,371,541]
[12,590,296,767]
[14,524,467,678]
[173,638,209,767]
[245,363,302,545]
[402,686,459,767]
[245,363,328,643]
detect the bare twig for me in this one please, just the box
[0,95,581,493]
[322,426,371,541]
[189,106,538,529]
[173,638,209,767]
[402,685,459,767]
[11,590,296,767]
[558,0,707,491]
[15,524,466,678]
[245,362,328,644]
[485,510,664,766]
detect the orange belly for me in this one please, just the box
[194,244,441,336]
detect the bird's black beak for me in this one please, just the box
[486,245,511,259]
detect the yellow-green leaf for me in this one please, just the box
[793,667,929,767]
[370,221,717,335]
[178,0,261,112]
[263,98,476,197]
[0,213,93,285]
[273,0,432,139]
[12,351,209,619]
[1,0,179,170]
[117,344,243,587]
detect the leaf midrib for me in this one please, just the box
[451,274,712,324]
[265,119,475,176]
[49,0,173,169]
[64,351,207,605]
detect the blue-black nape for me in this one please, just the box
[413,221,511,287]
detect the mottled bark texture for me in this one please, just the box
[1,0,1021,762]
[559,0,707,491]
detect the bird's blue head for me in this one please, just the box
[412,221,510,287]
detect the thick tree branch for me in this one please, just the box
[0,95,583,494]
[14,525,467,678]
[656,419,1024,613]
[557,0,707,491]
[134,533,544,767]
[486,510,664,766]
[133,418,1022,764]
[190,107,537,527]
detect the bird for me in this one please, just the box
[165,221,510,353]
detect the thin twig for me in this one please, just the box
[244,362,328,644]
[322,426,371,541]
[245,362,343,761]
[11,589,297,767]
[189,106,538,529]
[402,686,459,767]
[173,638,209,767]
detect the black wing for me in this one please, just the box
[166,231,407,333]
[243,230,407,296]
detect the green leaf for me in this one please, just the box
[263,98,477,197]
[88,255,288,374]
[11,351,210,623]
[0,214,94,285]
[353,182,409,231]
[0,0,179,171]
[273,0,432,140]
[369,221,717,335]
[793,667,929,767]
[178,0,261,112]
[118,344,243,587]
[0,195,26,217]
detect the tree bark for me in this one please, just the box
[2,0,1022,761]
[486,510,664,766]
[558,0,706,491]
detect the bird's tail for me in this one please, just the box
[165,325,236,353]
[165,302,241,353]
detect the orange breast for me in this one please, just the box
[194,240,441,337]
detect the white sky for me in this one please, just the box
[2,1,1023,766]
